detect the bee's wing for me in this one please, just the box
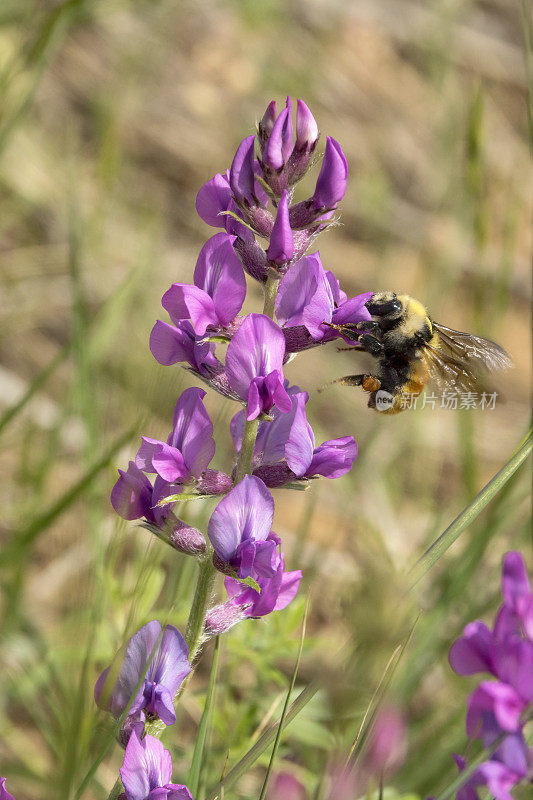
[422,344,491,394]
[432,322,512,372]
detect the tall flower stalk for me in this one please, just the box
[97,96,369,797]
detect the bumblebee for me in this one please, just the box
[334,291,512,414]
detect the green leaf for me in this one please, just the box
[188,636,221,797]
[408,430,532,588]
[258,598,309,800]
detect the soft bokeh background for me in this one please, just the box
[0,1,531,798]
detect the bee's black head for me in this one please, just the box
[365,291,403,317]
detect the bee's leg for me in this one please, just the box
[336,345,364,352]
[354,320,381,333]
[357,333,384,357]
[319,374,382,392]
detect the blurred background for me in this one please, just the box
[0,1,531,798]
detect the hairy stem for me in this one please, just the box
[185,554,217,665]
[263,270,280,319]
[234,418,259,484]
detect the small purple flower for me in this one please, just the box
[161,233,246,336]
[225,314,292,421]
[195,169,252,241]
[269,773,307,800]
[501,551,533,640]
[231,388,357,486]
[120,732,192,800]
[267,190,294,268]
[95,620,191,728]
[207,475,279,580]
[206,531,301,634]
[111,461,163,523]
[365,707,407,777]
[0,779,15,800]
[136,388,216,484]
[149,319,220,373]
[276,254,372,348]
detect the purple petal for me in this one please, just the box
[493,639,533,703]
[449,621,497,677]
[193,232,246,327]
[147,625,191,697]
[121,732,172,800]
[165,787,194,800]
[0,778,16,800]
[196,171,232,227]
[225,314,286,399]
[296,99,318,151]
[325,269,347,306]
[150,319,219,373]
[306,436,357,478]
[111,461,154,521]
[332,292,373,326]
[135,438,188,483]
[276,253,334,339]
[274,569,303,610]
[263,107,290,170]
[95,621,162,719]
[312,136,348,211]
[207,475,274,562]
[152,685,177,727]
[230,135,256,204]
[283,393,315,476]
[466,682,524,736]
[162,284,217,336]
[267,190,294,266]
[477,760,521,800]
[501,551,531,613]
[170,387,215,477]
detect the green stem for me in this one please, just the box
[263,270,280,319]
[234,418,259,484]
[185,554,217,664]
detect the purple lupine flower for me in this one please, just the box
[225,313,292,421]
[275,254,372,351]
[0,779,15,800]
[120,732,192,800]
[231,387,357,487]
[266,190,294,268]
[95,620,191,728]
[150,319,220,373]
[205,532,301,634]
[160,233,246,336]
[195,169,253,241]
[110,465,207,555]
[207,475,279,579]
[136,388,216,484]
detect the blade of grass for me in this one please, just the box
[258,597,309,800]
[408,430,532,588]
[188,636,221,798]
[0,423,139,567]
[0,346,70,437]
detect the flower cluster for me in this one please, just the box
[448,551,533,799]
[94,96,367,798]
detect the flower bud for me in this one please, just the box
[169,519,207,555]
[295,99,318,152]
[197,468,233,495]
[267,191,294,267]
[263,100,293,171]
[229,135,257,205]
[233,236,269,282]
[311,136,348,211]
[258,100,277,149]
[205,600,247,636]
